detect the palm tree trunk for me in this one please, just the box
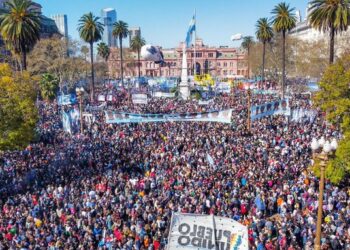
[282,30,286,99]
[119,37,124,84]
[137,50,141,78]
[262,41,266,86]
[329,26,335,64]
[21,43,27,71]
[90,41,95,102]
[247,47,250,79]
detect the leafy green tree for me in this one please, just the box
[78,12,104,101]
[0,63,38,150]
[313,53,350,184]
[314,54,350,131]
[271,2,296,98]
[113,20,129,84]
[80,45,89,60]
[130,35,146,78]
[97,42,110,62]
[39,73,59,101]
[293,39,328,78]
[241,36,254,79]
[28,37,89,87]
[309,0,350,64]
[255,18,274,83]
[0,0,41,70]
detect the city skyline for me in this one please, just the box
[35,0,307,48]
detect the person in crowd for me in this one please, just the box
[0,88,348,250]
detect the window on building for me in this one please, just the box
[208,53,214,58]
[217,62,221,67]
[223,70,227,76]
[196,52,202,57]
[223,62,227,67]
[230,62,234,67]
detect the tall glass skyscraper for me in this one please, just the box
[101,8,117,47]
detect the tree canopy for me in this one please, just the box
[97,42,110,62]
[313,53,350,184]
[28,37,89,90]
[0,0,41,70]
[309,0,350,64]
[0,63,38,150]
[39,73,59,101]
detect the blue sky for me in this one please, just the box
[36,0,308,48]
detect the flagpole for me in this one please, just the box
[193,9,196,76]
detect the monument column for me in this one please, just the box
[179,43,190,100]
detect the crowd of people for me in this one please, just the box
[0,89,349,250]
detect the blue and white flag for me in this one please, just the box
[207,153,215,168]
[58,94,77,106]
[185,14,196,47]
[62,111,72,134]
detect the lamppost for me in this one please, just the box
[310,137,338,250]
[75,87,85,134]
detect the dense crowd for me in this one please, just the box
[0,90,349,250]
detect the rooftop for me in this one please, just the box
[102,8,115,12]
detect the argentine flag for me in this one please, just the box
[185,14,196,48]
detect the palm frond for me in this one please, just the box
[77,12,104,44]
[271,2,297,33]
[309,0,350,33]
[256,18,274,43]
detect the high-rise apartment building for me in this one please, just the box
[101,8,117,47]
[51,14,68,38]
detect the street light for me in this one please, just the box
[311,137,338,250]
[75,87,84,134]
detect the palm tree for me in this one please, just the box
[130,35,146,78]
[256,18,274,84]
[39,73,59,102]
[0,0,41,70]
[112,20,128,84]
[97,42,110,82]
[271,2,296,98]
[97,42,110,62]
[241,36,254,79]
[78,12,104,101]
[309,0,350,64]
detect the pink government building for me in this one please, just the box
[107,39,248,78]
